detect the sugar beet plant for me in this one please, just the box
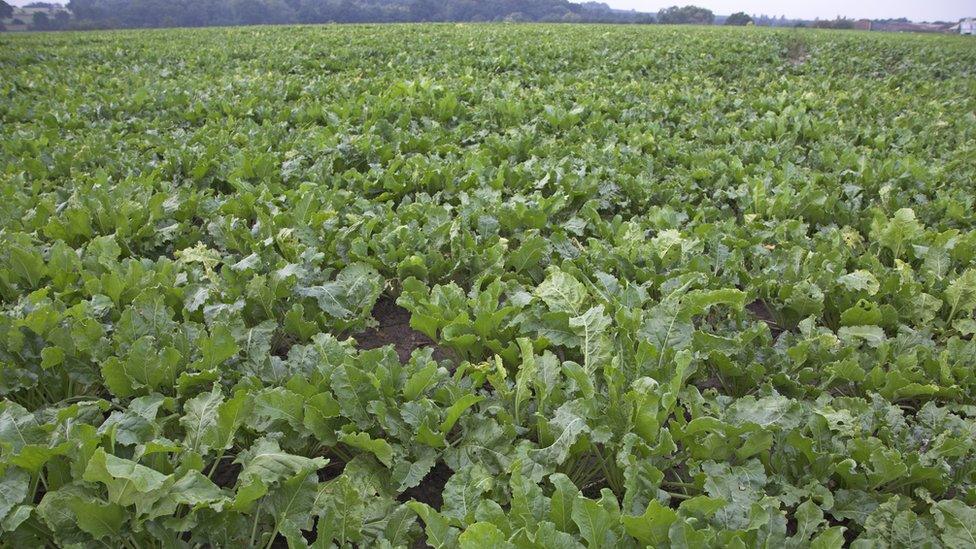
[2,23,976,548]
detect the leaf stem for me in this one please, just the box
[249,501,263,547]
[207,450,227,479]
[662,480,697,490]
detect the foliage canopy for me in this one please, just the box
[1,23,976,548]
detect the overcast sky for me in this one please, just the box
[602,0,973,21]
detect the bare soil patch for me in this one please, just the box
[354,296,453,363]
[747,300,783,338]
[784,36,810,66]
[398,460,452,509]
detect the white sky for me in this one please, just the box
[602,0,973,21]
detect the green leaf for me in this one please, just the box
[837,325,886,348]
[932,500,976,548]
[404,362,440,401]
[40,346,65,369]
[506,233,550,275]
[840,299,883,327]
[536,268,587,316]
[408,501,459,549]
[678,495,727,518]
[790,499,825,545]
[181,386,223,454]
[303,391,341,442]
[440,394,484,434]
[193,324,239,370]
[83,449,169,509]
[810,526,847,549]
[549,473,581,533]
[7,241,46,288]
[383,504,419,547]
[1,503,32,532]
[702,459,766,530]
[340,431,394,467]
[269,470,319,546]
[681,288,748,316]
[0,403,47,453]
[233,437,327,509]
[67,497,124,540]
[0,468,30,522]
[946,269,976,323]
[297,263,382,319]
[572,495,616,548]
[459,521,515,548]
[875,207,923,259]
[622,499,677,546]
[837,270,880,295]
[7,443,70,473]
[101,336,183,396]
[569,305,612,372]
[530,401,588,465]
[253,387,305,431]
[392,450,437,492]
[171,470,226,506]
[442,465,493,526]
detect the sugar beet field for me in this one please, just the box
[1,23,976,548]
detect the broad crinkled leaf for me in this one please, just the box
[339,431,394,467]
[932,500,976,548]
[67,497,125,540]
[233,437,328,508]
[297,263,382,319]
[442,465,493,526]
[0,467,30,522]
[536,269,587,315]
[82,449,169,510]
[702,459,767,530]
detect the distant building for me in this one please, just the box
[1,5,70,31]
[959,18,975,35]
[871,21,952,33]
[854,19,872,31]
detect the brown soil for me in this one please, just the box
[786,39,809,66]
[316,459,346,483]
[398,460,453,509]
[211,460,241,489]
[353,296,453,363]
[695,375,725,393]
[747,300,783,338]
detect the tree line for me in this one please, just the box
[55,0,654,29]
[0,1,761,31]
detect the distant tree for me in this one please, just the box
[833,17,854,29]
[68,0,103,21]
[813,16,855,29]
[409,0,440,21]
[0,0,13,19]
[233,0,273,24]
[657,5,714,25]
[44,0,661,29]
[725,11,752,26]
[31,10,50,29]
